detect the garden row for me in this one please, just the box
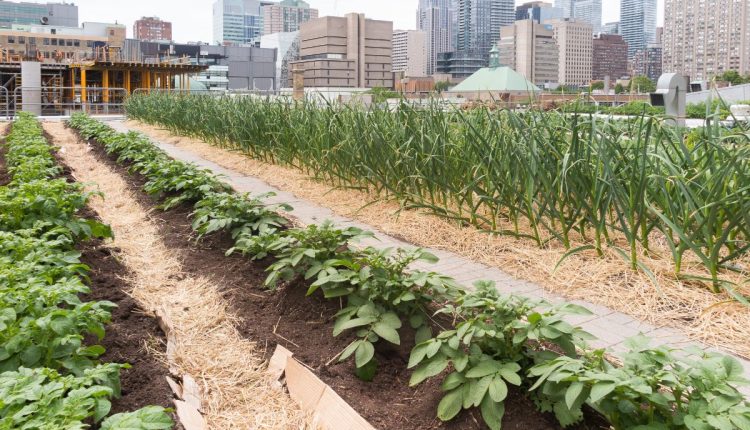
[124,94,750,297]
[70,113,750,430]
[0,114,173,429]
[558,99,750,119]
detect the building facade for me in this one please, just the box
[436,50,488,79]
[549,18,592,85]
[0,22,125,62]
[133,17,172,41]
[601,21,619,34]
[515,1,563,23]
[213,0,271,46]
[620,0,657,57]
[392,30,427,77]
[572,0,601,34]
[0,1,78,28]
[630,44,662,81]
[260,31,299,89]
[554,0,574,18]
[416,0,454,75]
[592,33,628,80]
[450,0,514,76]
[498,20,558,86]
[663,0,750,80]
[289,14,393,88]
[262,0,318,34]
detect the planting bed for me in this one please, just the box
[0,115,173,429]
[66,115,750,430]
[74,121,608,430]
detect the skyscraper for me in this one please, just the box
[454,0,514,56]
[498,20,558,85]
[213,0,272,46]
[262,0,318,34]
[620,0,657,58]
[573,0,601,33]
[392,30,428,77]
[552,0,600,33]
[515,1,564,23]
[663,0,750,80]
[417,0,454,75]
[548,18,593,85]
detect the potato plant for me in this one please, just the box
[1,113,173,429]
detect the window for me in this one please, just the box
[7,36,14,43]
[66,39,73,46]
[73,40,80,47]
[18,36,25,43]
[43,38,49,45]
[51,38,58,45]
[86,41,93,47]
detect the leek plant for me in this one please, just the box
[125,93,750,297]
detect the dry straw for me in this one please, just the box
[124,120,750,360]
[44,122,307,430]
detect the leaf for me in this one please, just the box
[95,398,112,422]
[372,322,400,345]
[441,372,467,391]
[409,355,449,386]
[565,381,584,409]
[332,316,377,337]
[480,395,505,430]
[590,381,616,403]
[415,325,432,344]
[465,375,492,407]
[355,357,378,382]
[488,376,508,403]
[499,367,522,386]
[437,389,463,421]
[339,341,361,362]
[355,341,375,368]
[465,360,502,378]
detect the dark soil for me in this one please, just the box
[76,129,609,430]
[45,134,178,425]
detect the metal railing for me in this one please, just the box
[12,86,128,117]
[0,87,10,120]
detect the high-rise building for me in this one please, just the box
[262,0,318,34]
[620,0,656,58]
[497,20,558,85]
[548,18,592,85]
[417,0,454,75]
[551,0,600,33]
[663,0,750,80]
[213,0,272,46]
[515,1,564,23]
[133,17,172,41]
[452,0,514,76]
[630,44,662,81]
[289,13,393,88]
[601,21,619,34]
[572,0,601,33]
[392,30,427,77]
[592,33,628,80]
[554,0,574,18]
[0,1,78,28]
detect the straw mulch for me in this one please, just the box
[44,122,307,429]
[124,120,750,360]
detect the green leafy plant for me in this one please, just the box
[100,406,174,430]
[191,191,290,239]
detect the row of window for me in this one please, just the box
[3,48,80,59]
[4,36,95,47]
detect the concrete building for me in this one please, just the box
[0,1,78,28]
[260,30,299,89]
[601,21,619,34]
[548,18,592,85]
[663,0,750,80]
[289,13,393,88]
[497,20,558,86]
[592,33,628,80]
[213,0,271,46]
[133,17,172,41]
[0,21,125,62]
[572,0,601,33]
[392,30,427,77]
[416,0,454,75]
[262,0,317,34]
[123,39,276,90]
[552,0,601,33]
[515,2,563,23]
[436,51,488,79]
[620,0,657,57]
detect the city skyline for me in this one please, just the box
[63,0,665,43]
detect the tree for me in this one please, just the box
[629,76,656,93]
[590,81,605,90]
[718,70,743,85]
[434,81,451,93]
[614,83,625,94]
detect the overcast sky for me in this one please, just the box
[72,0,665,43]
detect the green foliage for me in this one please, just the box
[100,406,174,430]
[629,76,656,93]
[368,87,401,103]
[434,81,451,93]
[192,191,290,239]
[614,83,625,94]
[0,113,171,429]
[717,70,750,85]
